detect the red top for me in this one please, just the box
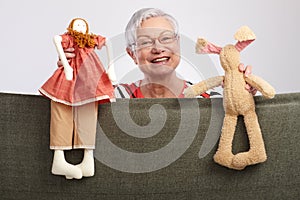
[118,80,210,98]
[39,34,115,106]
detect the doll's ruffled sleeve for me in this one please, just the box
[96,35,106,50]
[60,34,71,49]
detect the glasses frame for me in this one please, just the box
[132,30,179,51]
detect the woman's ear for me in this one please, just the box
[126,47,138,65]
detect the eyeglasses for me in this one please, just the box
[133,31,178,50]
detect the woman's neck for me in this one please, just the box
[140,73,184,98]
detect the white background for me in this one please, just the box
[1,0,299,95]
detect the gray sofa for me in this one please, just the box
[0,92,299,199]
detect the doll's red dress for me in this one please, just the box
[39,34,115,106]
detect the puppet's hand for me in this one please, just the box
[63,64,73,81]
[239,64,257,95]
[244,75,275,99]
[107,64,118,85]
[183,86,197,98]
[57,48,75,67]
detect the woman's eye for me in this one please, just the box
[160,34,174,43]
[161,37,171,41]
[138,40,152,46]
[143,41,152,45]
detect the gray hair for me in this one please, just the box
[125,8,179,49]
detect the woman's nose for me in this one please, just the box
[151,40,165,53]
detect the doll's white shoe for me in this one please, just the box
[51,150,82,179]
[76,149,95,177]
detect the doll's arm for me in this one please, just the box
[245,74,275,99]
[184,76,224,97]
[53,35,73,80]
[104,39,117,85]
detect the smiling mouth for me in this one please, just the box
[151,57,170,64]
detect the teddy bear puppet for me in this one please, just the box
[39,18,116,179]
[184,26,275,170]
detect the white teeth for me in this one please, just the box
[153,57,168,62]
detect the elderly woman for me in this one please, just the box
[116,8,256,98]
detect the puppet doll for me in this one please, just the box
[185,26,275,170]
[39,18,116,179]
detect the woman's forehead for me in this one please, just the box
[136,28,174,38]
[137,17,174,37]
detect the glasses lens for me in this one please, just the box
[134,31,177,50]
[159,32,176,44]
[136,37,153,48]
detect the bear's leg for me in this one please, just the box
[214,114,237,168]
[232,111,267,169]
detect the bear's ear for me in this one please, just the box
[234,26,256,52]
[235,40,255,52]
[196,38,222,54]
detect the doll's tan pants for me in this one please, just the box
[50,100,98,150]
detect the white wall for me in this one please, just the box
[1,0,299,94]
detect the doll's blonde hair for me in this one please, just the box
[67,18,96,48]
